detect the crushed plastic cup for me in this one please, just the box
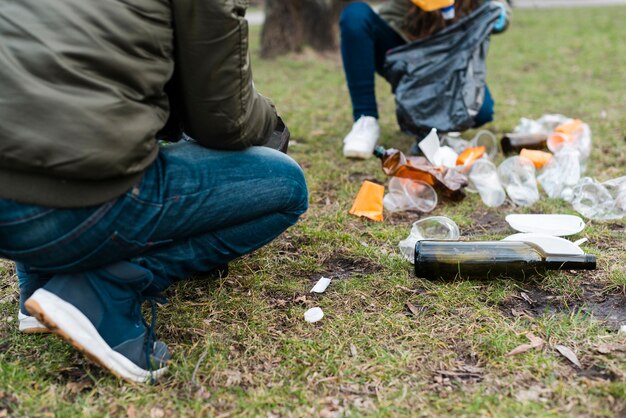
[398,216,460,262]
[571,177,625,220]
[497,156,540,207]
[383,177,438,213]
[470,130,499,160]
[537,148,581,200]
[469,159,506,207]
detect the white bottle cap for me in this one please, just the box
[441,5,455,20]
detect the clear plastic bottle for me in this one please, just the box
[414,241,596,280]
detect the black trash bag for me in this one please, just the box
[383,2,501,135]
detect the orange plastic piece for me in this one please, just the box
[456,146,486,167]
[349,181,385,222]
[411,0,454,12]
[548,119,584,148]
[520,149,553,169]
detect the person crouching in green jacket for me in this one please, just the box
[0,0,307,383]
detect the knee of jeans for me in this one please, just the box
[339,2,374,32]
[283,159,308,217]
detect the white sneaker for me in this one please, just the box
[342,116,380,159]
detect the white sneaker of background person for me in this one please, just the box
[343,115,380,159]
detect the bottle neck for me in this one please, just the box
[545,254,596,270]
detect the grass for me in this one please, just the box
[1,5,626,417]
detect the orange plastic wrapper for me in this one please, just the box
[456,146,486,168]
[349,181,384,222]
[548,119,583,149]
[374,147,467,201]
[520,148,553,169]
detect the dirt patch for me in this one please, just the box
[465,209,511,237]
[577,365,620,382]
[385,211,423,226]
[317,253,383,280]
[500,284,626,331]
[347,172,378,183]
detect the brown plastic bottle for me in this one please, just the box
[501,133,548,154]
[373,146,467,201]
[414,241,596,280]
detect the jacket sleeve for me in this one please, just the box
[171,0,277,150]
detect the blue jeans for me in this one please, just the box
[0,142,308,290]
[339,2,494,127]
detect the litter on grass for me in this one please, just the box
[349,181,384,222]
[310,277,331,294]
[304,307,324,323]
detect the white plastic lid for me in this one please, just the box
[505,214,585,236]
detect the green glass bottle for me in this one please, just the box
[414,241,596,280]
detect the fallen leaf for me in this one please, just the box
[506,333,544,357]
[555,345,582,368]
[595,343,626,354]
[127,405,137,418]
[350,344,358,358]
[527,333,545,348]
[66,378,93,394]
[294,295,307,304]
[520,292,534,305]
[406,302,420,316]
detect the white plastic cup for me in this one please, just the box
[384,177,438,213]
[469,159,506,207]
[497,156,540,207]
[470,130,499,160]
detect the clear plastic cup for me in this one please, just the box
[470,130,499,160]
[384,177,438,213]
[497,156,540,207]
[469,159,506,207]
[398,216,461,262]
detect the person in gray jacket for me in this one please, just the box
[0,0,307,382]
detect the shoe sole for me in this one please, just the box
[18,312,50,334]
[25,289,167,383]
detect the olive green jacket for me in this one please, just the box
[0,0,276,208]
[379,0,511,41]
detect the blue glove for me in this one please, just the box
[493,2,508,33]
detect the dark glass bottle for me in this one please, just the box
[414,241,596,280]
[501,133,548,154]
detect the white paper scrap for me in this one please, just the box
[418,128,440,165]
[304,307,324,323]
[311,277,331,293]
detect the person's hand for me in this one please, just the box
[492,2,509,33]
[261,116,290,154]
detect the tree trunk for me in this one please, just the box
[261,0,349,59]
